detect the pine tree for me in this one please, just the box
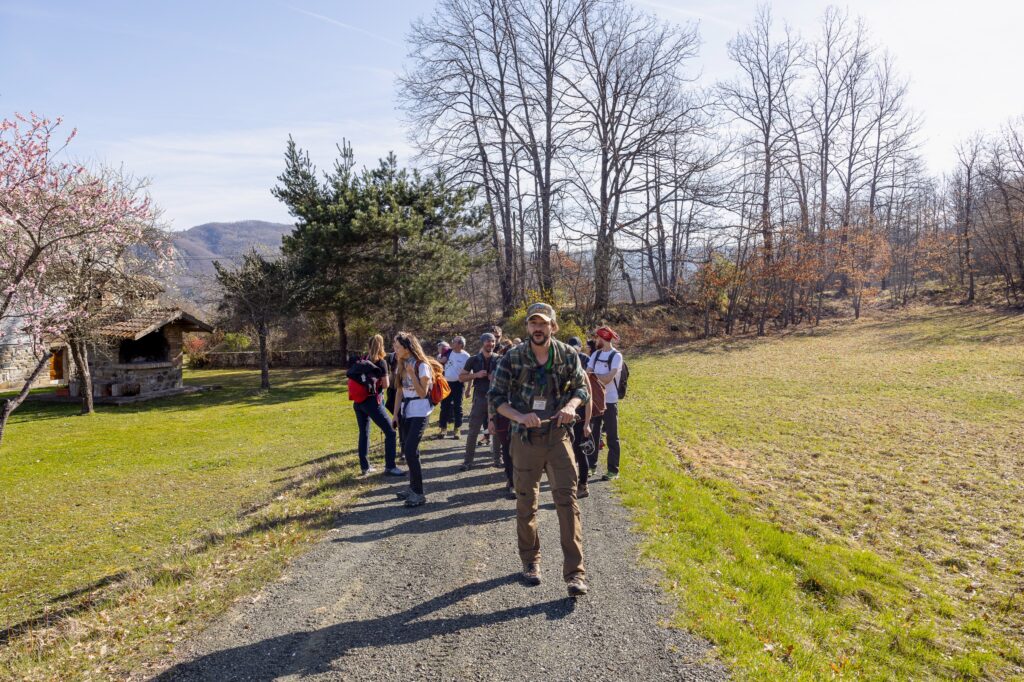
[273,141,484,346]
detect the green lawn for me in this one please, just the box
[1,368,369,680]
[4,306,1023,680]
[618,306,1024,680]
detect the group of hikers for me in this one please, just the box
[345,303,628,597]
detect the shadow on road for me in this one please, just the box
[153,574,575,681]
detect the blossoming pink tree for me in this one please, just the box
[1,113,161,445]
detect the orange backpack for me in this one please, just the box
[417,361,451,405]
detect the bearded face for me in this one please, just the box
[527,316,556,346]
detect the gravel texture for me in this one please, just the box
[152,433,726,681]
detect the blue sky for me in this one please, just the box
[3,1,1023,230]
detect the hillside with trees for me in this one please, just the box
[395,0,1023,339]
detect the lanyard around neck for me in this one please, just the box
[533,348,554,388]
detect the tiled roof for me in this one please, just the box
[97,308,214,340]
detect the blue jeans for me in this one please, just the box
[400,416,428,494]
[354,397,397,472]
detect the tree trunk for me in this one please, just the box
[592,235,614,311]
[258,321,271,390]
[335,308,349,365]
[0,350,52,447]
[69,340,94,415]
[619,251,638,306]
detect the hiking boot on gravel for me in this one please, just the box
[567,576,589,597]
[395,487,413,500]
[459,463,471,472]
[522,563,541,586]
[404,491,427,507]
[601,472,619,481]
[576,483,589,498]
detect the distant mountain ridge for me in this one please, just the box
[169,220,293,303]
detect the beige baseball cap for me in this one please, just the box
[526,302,556,323]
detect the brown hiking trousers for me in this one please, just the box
[511,425,585,582]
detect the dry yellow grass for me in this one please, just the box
[620,304,1024,679]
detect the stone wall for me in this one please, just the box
[204,349,347,368]
[0,343,51,390]
[80,325,184,397]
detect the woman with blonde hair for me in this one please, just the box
[392,331,442,507]
[350,335,404,478]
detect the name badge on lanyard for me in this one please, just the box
[533,352,553,413]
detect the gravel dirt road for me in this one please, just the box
[152,432,725,681]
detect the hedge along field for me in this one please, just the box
[0,368,372,680]
[616,305,1024,680]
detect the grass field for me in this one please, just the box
[0,368,370,680]
[3,305,1022,680]
[619,305,1024,680]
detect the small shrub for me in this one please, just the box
[183,334,209,368]
[218,332,252,352]
[505,291,588,346]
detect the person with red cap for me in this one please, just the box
[589,326,623,481]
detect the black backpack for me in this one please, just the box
[346,357,385,397]
[598,350,629,399]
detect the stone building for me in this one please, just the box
[0,316,63,391]
[1,307,213,402]
[75,308,214,401]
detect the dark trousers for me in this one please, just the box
[354,398,397,471]
[602,403,620,474]
[463,395,489,465]
[439,381,464,430]
[400,416,428,494]
[571,419,592,487]
[496,431,512,487]
[586,414,604,469]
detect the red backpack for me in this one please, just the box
[347,377,370,403]
[346,357,382,403]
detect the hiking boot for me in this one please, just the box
[505,486,517,500]
[601,472,619,481]
[576,483,590,498]
[567,576,589,597]
[450,430,460,440]
[404,491,427,507]
[522,563,541,586]
[383,467,406,477]
[395,487,413,500]
[459,463,472,472]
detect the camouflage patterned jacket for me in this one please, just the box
[487,338,590,423]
